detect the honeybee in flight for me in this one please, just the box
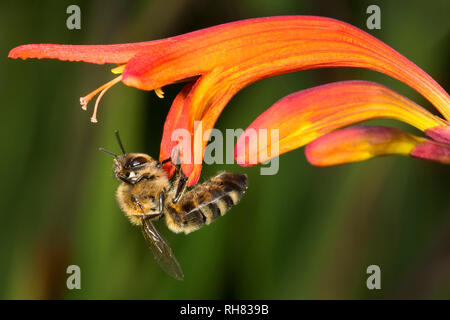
[99,131,248,280]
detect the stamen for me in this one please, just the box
[90,86,108,123]
[111,64,126,74]
[80,75,122,111]
[155,87,165,99]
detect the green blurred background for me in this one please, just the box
[1,0,449,299]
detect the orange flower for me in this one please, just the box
[304,126,450,166]
[235,81,450,165]
[9,16,450,184]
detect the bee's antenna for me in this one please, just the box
[115,130,126,154]
[99,147,118,157]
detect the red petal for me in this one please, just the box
[121,16,449,120]
[8,41,165,64]
[159,81,197,178]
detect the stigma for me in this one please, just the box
[80,64,165,123]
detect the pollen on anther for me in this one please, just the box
[80,97,88,110]
[155,88,165,99]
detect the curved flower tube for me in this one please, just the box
[304,126,450,166]
[11,16,449,118]
[235,80,449,165]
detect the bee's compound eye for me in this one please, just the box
[130,156,147,168]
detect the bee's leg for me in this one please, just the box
[173,171,187,204]
[158,148,187,203]
[157,158,172,168]
[156,191,165,215]
[167,146,187,203]
[139,191,165,220]
[132,194,159,220]
[131,195,145,213]
[158,145,181,168]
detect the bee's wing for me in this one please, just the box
[141,219,184,281]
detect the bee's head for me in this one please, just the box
[113,153,159,184]
[99,131,161,184]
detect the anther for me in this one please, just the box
[155,87,165,99]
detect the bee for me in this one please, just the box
[99,131,248,280]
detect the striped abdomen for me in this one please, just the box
[165,172,248,234]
